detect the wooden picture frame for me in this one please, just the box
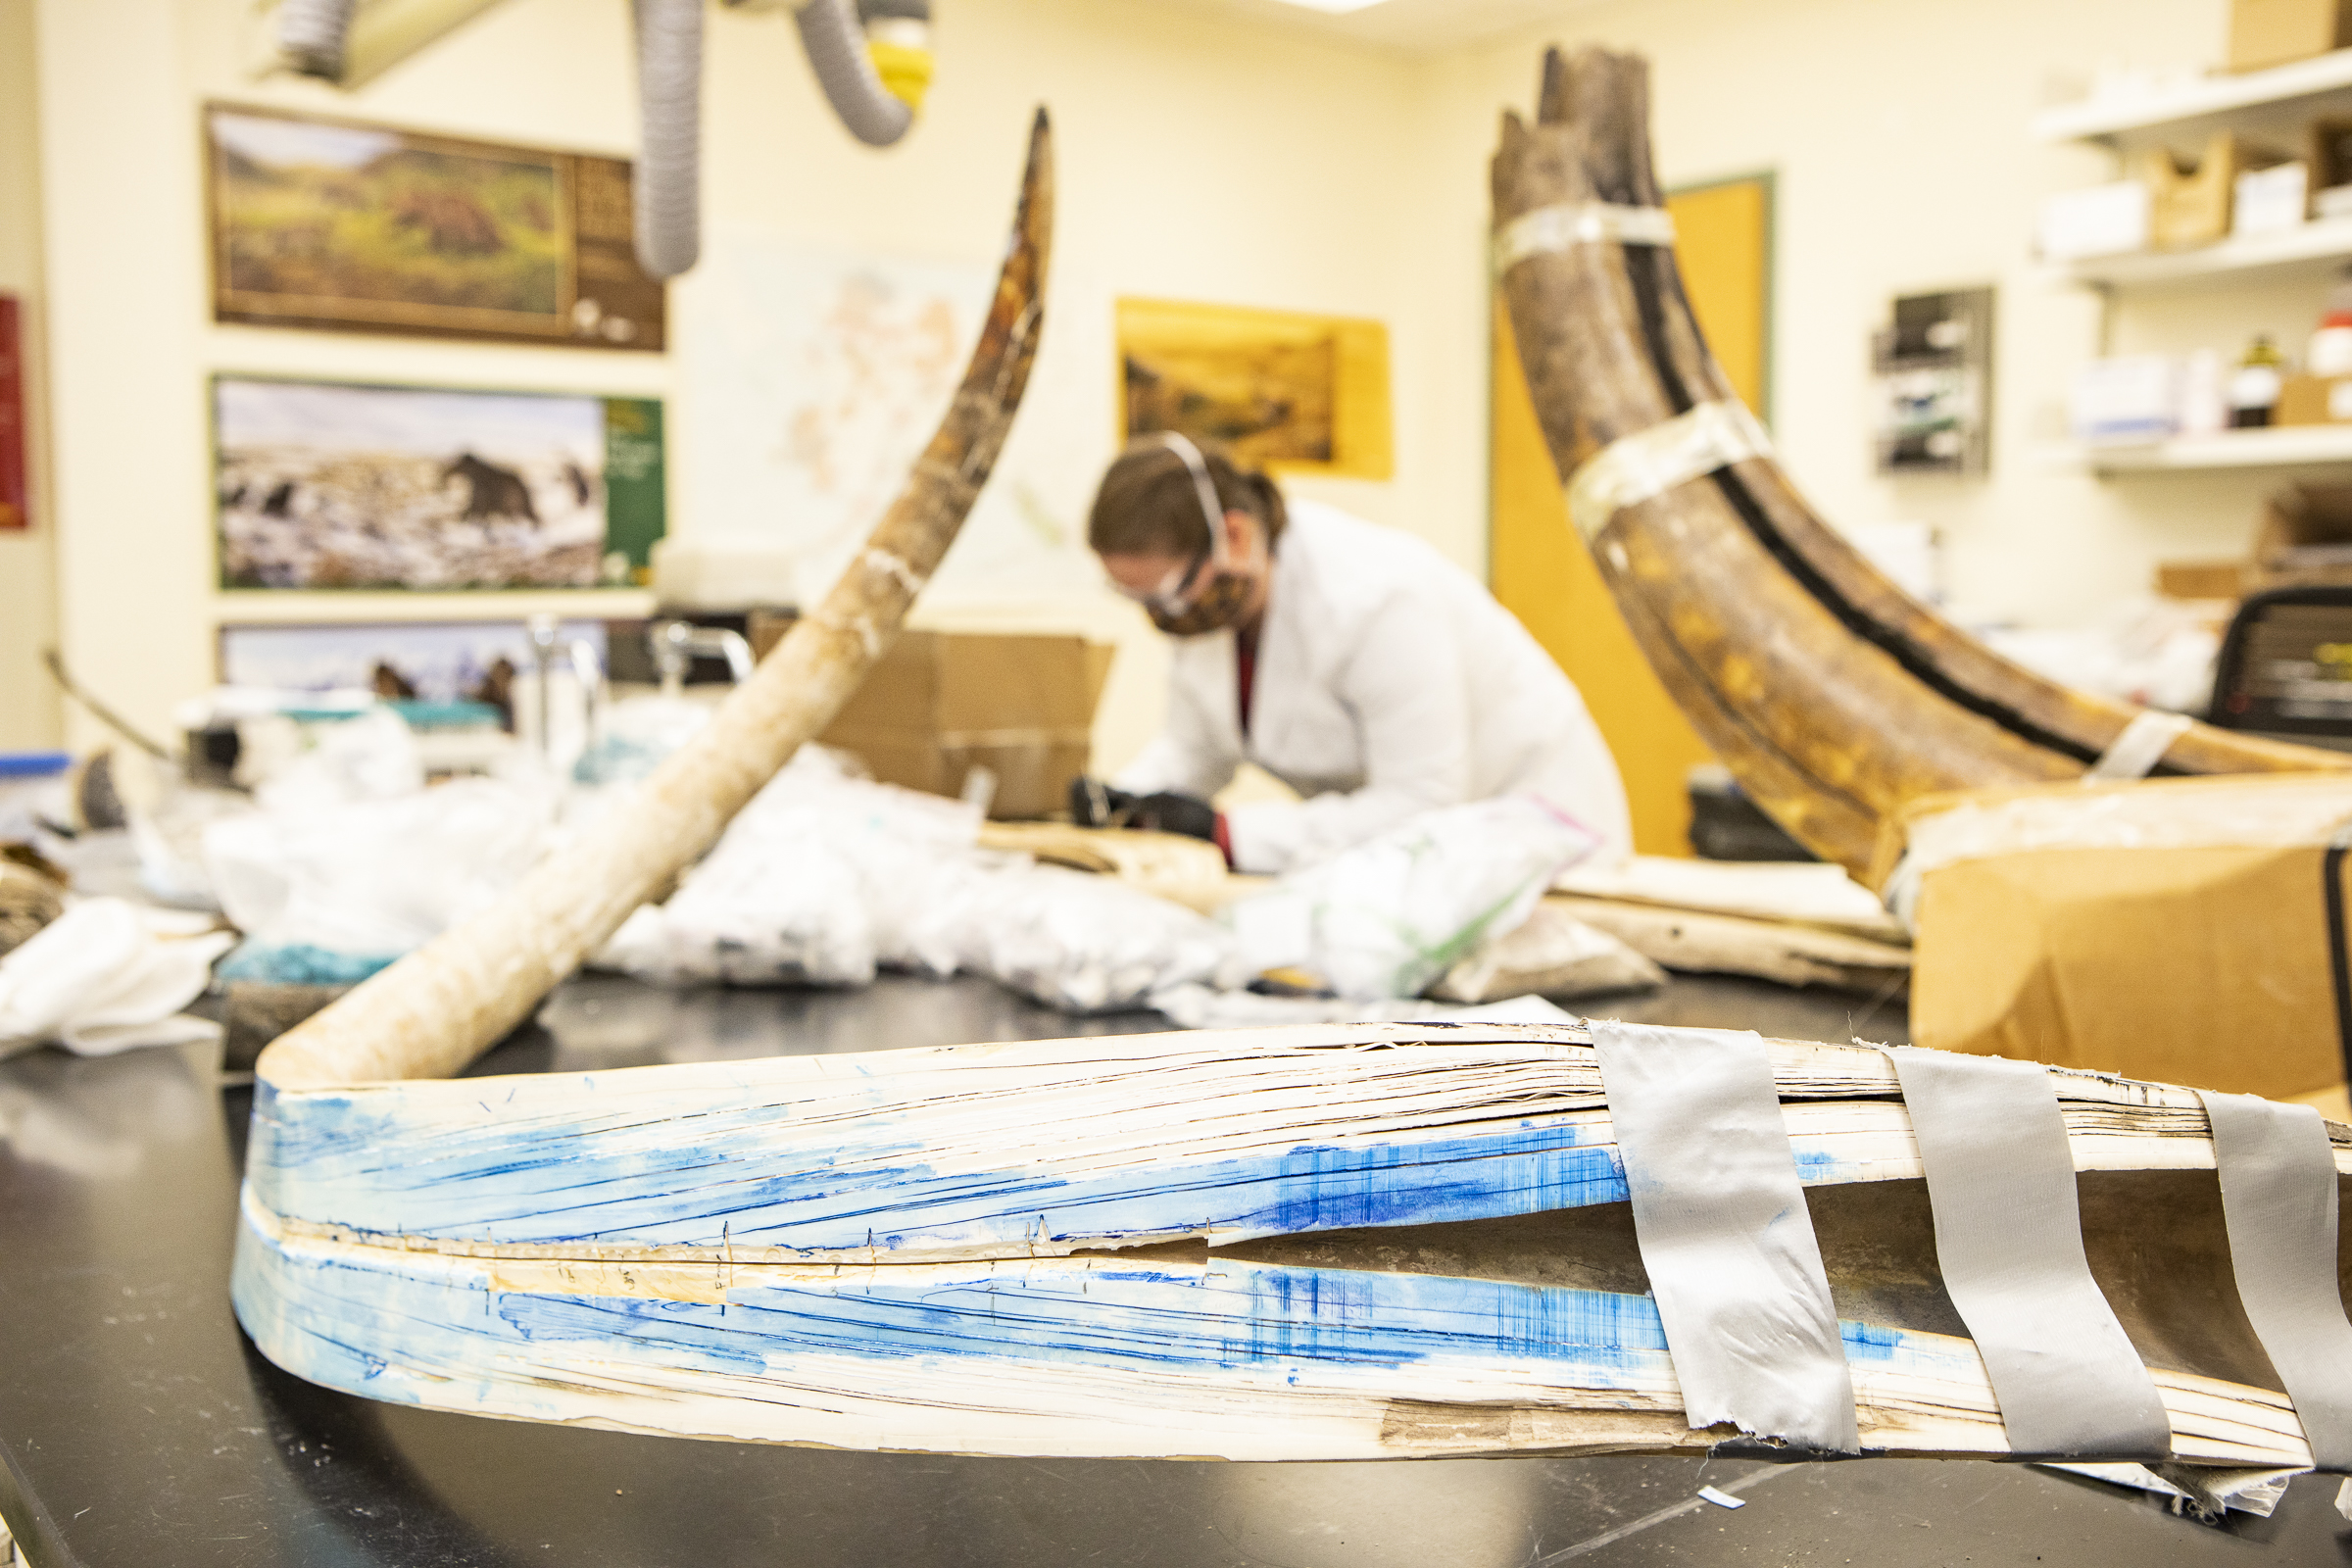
[1115,297,1393,479]
[205,102,665,352]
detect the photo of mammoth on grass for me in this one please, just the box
[206,103,664,351]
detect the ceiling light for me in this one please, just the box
[1259,0,1393,13]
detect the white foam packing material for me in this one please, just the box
[1222,795,1600,1001]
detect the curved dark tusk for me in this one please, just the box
[256,110,1054,1091]
[1493,47,2344,878]
[275,0,359,79]
[796,0,915,147]
[632,0,705,278]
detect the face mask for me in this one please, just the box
[1149,567,1254,637]
[1118,431,1258,637]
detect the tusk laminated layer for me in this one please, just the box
[1564,399,1773,544]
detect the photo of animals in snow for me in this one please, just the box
[215,377,659,590]
[220,620,610,719]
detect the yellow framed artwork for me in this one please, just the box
[1114,297,1393,479]
[1489,172,1775,857]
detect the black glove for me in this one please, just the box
[1129,791,1218,843]
[1067,777,1218,843]
[1068,776,1136,828]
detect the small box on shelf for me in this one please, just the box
[2038,180,2150,261]
[2275,371,2352,422]
[2235,159,2312,233]
[2139,132,2289,249]
[2155,560,2252,600]
[2070,356,2180,443]
[2254,480,2352,586]
[2230,0,2352,74]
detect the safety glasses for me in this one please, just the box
[1109,432,1229,618]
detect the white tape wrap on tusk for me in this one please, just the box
[1565,399,1774,544]
[1493,202,1677,273]
[2083,710,2194,783]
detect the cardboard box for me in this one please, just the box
[2234,159,2311,233]
[2138,133,2284,250]
[2254,480,2352,586]
[1876,775,2352,1099]
[2154,559,2250,600]
[2274,372,2352,424]
[2038,180,2150,261]
[810,630,1113,819]
[2070,356,2178,443]
[2230,0,2352,72]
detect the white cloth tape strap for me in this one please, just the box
[2083,710,2194,783]
[1591,1021,1859,1453]
[1882,1047,2174,1460]
[1493,201,1677,273]
[2197,1090,2352,1473]
[1565,399,1774,544]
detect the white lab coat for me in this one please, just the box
[1114,501,1632,875]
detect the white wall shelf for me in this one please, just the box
[2034,48,2352,147]
[2054,217,2352,289]
[208,588,660,625]
[2050,424,2352,472]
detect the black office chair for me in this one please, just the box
[2207,584,2352,751]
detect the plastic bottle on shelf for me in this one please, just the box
[2179,349,2228,436]
[2309,269,2352,378]
[2229,334,2285,428]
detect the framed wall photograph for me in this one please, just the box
[1114,298,1393,479]
[0,295,24,530]
[205,103,665,351]
[214,375,665,591]
[218,618,612,710]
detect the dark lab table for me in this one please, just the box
[2,972,2347,1567]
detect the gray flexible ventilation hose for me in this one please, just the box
[276,0,360,80]
[795,0,913,148]
[631,0,704,279]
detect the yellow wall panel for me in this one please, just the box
[1490,174,1772,857]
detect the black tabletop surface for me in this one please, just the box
[3,971,2348,1567]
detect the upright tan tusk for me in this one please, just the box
[257,112,1055,1091]
[1493,48,2344,879]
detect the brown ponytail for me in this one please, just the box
[1086,437,1289,558]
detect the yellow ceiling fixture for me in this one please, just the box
[722,0,933,143]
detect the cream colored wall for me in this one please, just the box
[1424,0,2263,625]
[22,0,2283,769]
[0,0,60,752]
[28,0,1445,770]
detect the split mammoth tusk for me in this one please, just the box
[254,110,1054,1092]
[1491,46,2346,880]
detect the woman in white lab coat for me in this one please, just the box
[1073,433,1632,876]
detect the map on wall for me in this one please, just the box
[683,233,1085,608]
